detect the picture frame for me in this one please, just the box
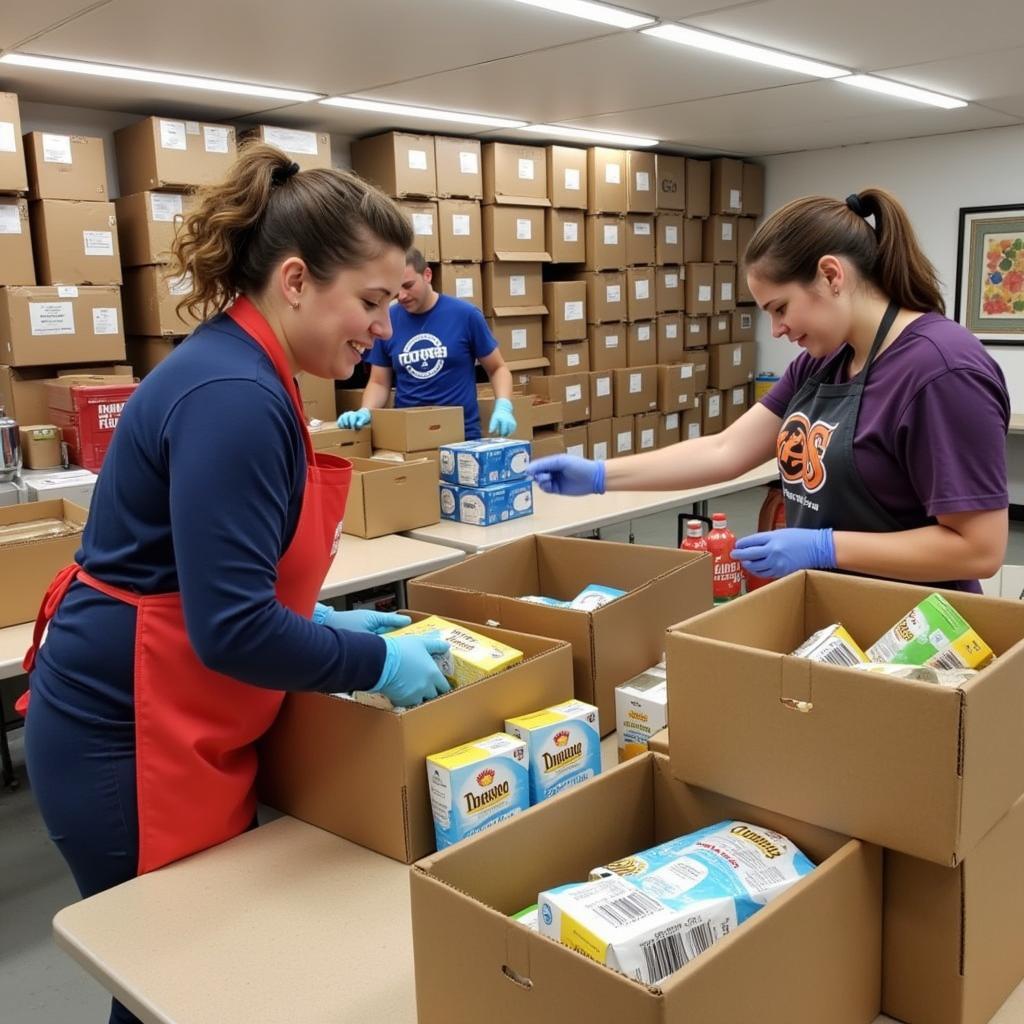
[954,204,1024,345]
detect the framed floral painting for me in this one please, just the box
[955,204,1024,345]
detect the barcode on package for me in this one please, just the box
[640,921,716,981]
[930,648,968,670]
[592,890,662,928]
[818,640,863,667]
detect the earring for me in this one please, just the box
[832,288,839,297]
[291,302,300,310]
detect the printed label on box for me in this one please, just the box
[518,158,535,180]
[666,323,678,339]
[57,285,78,298]
[617,430,632,453]
[680,365,693,378]
[264,127,317,154]
[30,302,74,336]
[509,275,526,297]
[605,163,621,185]
[603,224,619,246]
[567,443,585,458]
[718,318,728,331]
[455,276,474,298]
[666,413,679,429]
[565,168,580,191]
[596,376,611,397]
[722,282,734,301]
[567,352,581,367]
[730,188,742,210]
[564,301,583,321]
[203,126,230,154]
[0,204,21,234]
[83,230,114,256]
[698,285,712,302]
[629,373,642,394]
[638,324,651,341]
[516,218,532,240]
[412,213,434,236]
[159,121,188,151]
[42,133,73,163]
[452,214,471,236]
[92,307,119,335]
[563,221,578,242]
[635,279,650,300]
[604,333,619,349]
[641,428,655,449]
[150,193,183,222]
[722,222,734,241]
[690,322,701,334]
[741,312,753,329]
[168,272,193,296]
[511,328,527,349]
[593,441,608,460]
[635,171,650,192]
[664,273,679,288]
[566,384,582,403]
[688,422,700,439]
[633,220,651,235]
[665,225,678,245]
[408,149,428,170]
[607,285,621,303]
[0,122,16,153]
[732,387,745,405]
[732,346,742,366]
[459,151,478,174]
[708,394,721,417]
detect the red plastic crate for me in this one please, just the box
[47,381,137,472]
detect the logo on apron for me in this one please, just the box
[777,412,837,494]
[330,520,344,557]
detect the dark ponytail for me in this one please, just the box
[168,142,414,321]
[744,187,945,314]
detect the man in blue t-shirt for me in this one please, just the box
[337,248,516,440]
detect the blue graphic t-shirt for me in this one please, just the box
[368,294,497,439]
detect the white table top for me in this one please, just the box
[406,461,778,553]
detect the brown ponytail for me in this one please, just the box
[744,187,945,315]
[168,142,414,321]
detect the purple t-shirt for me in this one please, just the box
[762,313,1009,588]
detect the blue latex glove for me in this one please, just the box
[312,603,411,635]
[526,454,606,496]
[337,408,371,430]
[732,528,836,580]
[488,397,517,438]
[371,632,452,707]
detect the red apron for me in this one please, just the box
[20,296,351,874]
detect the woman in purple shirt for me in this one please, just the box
[527,188,1009,592]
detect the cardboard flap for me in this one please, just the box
[504,921,532,983]
[493,250,552,263]
[493,304,548,317]
[505,358,550,372]
[491,195,551,207]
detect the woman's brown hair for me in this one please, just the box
[743,187,945,314]
[168,143,413,321]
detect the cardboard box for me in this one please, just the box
[561,423,588,459]
[511,365,547,388]
[611,413,635,457]
[546,209,585,264]
[683,315,709,350]
[527,373,588,425]
[588,322,627,372]
[482,205,548,262]
[411,753,881,1024]
[542,281,587,342]
[685,158,710,219]
[399,200,440,262]
[588,370,613,422]
[703,215,738,264]
[655,266,683,314]
[295,371,337,424]
[586,147,627,214]
[0,197,34,286]
[667,570,1024,864]
[24,132,106,201]
[626,321,656,367]
[114,118,237,194]
[476,393,535,442]
[587,418,611,461]
[701,388,724,434]
[683,216,703,263]
[18,423,62,469]
[29,200,121,286]
[543,341,589,376]
[583,215,625,271]
[613,366,657,416]
[370,406,464,453]
[0,285,126,366]
[626,267,656,322]
[690,351,709,395]
[527,395,564,432]
[44,375,137,471]
[634,410,659,454]
[709,313,731,346]
[0,94,28,193]
[737,217,756,304]
[114,191,195,267]
[711,157,745,215]
[434,137,483,199]
[723,384,750,427]
[658,411,680,448]
[655,213,683,265]
[126,336,178,377]
[648,727,670,756]
[682,404,702,441]
[433,262,482,311]
[481,262,545,317]
[0,499,88,627]
[122,266,200,337]
[342,456,439,538]
[625,214,656,266]
[482,143,549,206]
[657,363,698,414]
[546,146,588,209]
[733,307,756,342]
[531,429,565,459]
[685,263,714,316]
[656,314,683,364]
[488,314,543,362]
[715,264,737,313]
[245,125,331,171]
[308,423,371,460]
[0,363,130,423]
[626,150,657,213]
[258,613,573,862]
[654,153,685,211]
[437,199,482,263]
[575,270,626,323]
[350,131,436,198]
[743,162,765,217]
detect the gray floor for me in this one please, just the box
[3,488,1024,1024]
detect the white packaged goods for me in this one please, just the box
[569,584,626,611]
[615,663,668,761]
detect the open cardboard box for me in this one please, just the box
[369,406,464,453]
[411,752,881,1024]
[407,536,711,732]
[342,456,439,538]
[257,613,574,863]
[665,570,1024,866]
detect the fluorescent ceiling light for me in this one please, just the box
[320,96,526,129]
[521,123,657,147]
[836,74,967,109]
[507,0,654,29]
[642,24,848,79]
[0,52,321,102]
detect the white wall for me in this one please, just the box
[759,124,1024,410]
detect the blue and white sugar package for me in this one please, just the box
[569,584,627,611]
[439,438,531,487]
[440,479,533,526]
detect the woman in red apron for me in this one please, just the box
[528,188,1009,592]
[22,146,449,1024]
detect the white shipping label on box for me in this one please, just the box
[408,149,428,170]
[596,376,611,397]
[452,214,471,236]
[629,373,642,394]
[604,333,619,349]
[509,275,527,297]
[511,328,528,350]
[0,122,16,153]
[680,365,693,379]
[567,444,585,458]
[635,171,650,192]
[641,428,655,448]
[412,213,434,236]
[563,221,578,243]
[0,204,22,234]
[732,387,745,405]
[605,163,621,185]
[603,224,619,246]
[150,193,183,222]
[567,352,581,367]
[203,126,230,154]
[518,158,535,180]
[617,430,632,453]
[722,282,734,301]
[565,384,583,403]
[666,413,679,429]
[666,323,678,339]
[168,272,193,296]
[732,346,742,366]
[690,322,701,334]
[633,221,651,236]
[455,277,474,298]
[665,225,678,245]
[516,218,533,240]
[564,301,584,321]
[458,151,478,174]
[698,285,712,302]
[688,422,700,440]
[564,168,581,191]
[730,188,742,210]
[635,279,650,300]
[42,133,73,164]
[83,230,114,257]
[593,441,608,460]
[57,285,78,298]
[664,273,679,288]
[30,302,75,336]
[264,126,318,154]
[718,318,728,331]
[722,222,734,241]
[638,324,651,341]
[708,394,721,417]
[92,307,119,335]
[606,285,621,304]
[159,121,188,151]
[741,313,753,329]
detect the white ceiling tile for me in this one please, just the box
[0,1,103,51]
[879,48,1024,107]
